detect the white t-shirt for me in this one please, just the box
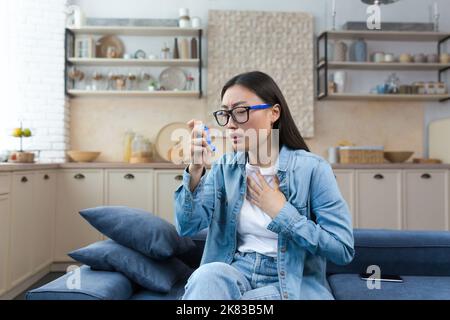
[236,158,279,257]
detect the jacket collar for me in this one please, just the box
[235,144,291,177]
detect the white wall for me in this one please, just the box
[0,0,69,163]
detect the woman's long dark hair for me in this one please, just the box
[221,71,310,152]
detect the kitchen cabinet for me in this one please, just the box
[154,170,185,224]
[356,170,402,230]
[334,170,355,227]
[9,172,34,288]
[55,170,104,262]
[404,170,449,231]
[0,194,10,296]
[105,169,154,212]
[32,171,56,272]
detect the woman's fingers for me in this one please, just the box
[247,177,262,195]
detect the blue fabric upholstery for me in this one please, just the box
[328,274,450,300]
[26,265,135,300]
[327,229,450,276]
[26,229,450,300]
[79,206,195,260]
[68,240,193,293]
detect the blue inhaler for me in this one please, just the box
[203,125,216,152]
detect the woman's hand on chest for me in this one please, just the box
[246,171,287,219]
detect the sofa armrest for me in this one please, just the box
[26,265,135,300]
[327,229,450,277]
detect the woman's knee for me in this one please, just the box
[188,262,235,283]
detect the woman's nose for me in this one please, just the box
[225,117,238,130]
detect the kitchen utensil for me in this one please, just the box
[67,151,100,162]
[8,151,35,163]
[333,71,347,93]
[440,53,450,64]
[339,146,385,164]
[96,35,124,58]
[429,117,450,164]
[373,52,385,63]
[399,53,412,63]
[134,49,146,59]
[413,53,426,63]
[426,53,438,63]
[383,151,414,163]
[158,67,186,91]
[349,38,367,62]
[413,158,442,164]
[327,147,339,164]
[155,122,190,163]
[333,40,347,62]
[384,53,395,63]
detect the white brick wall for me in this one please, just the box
[0,0,69,163]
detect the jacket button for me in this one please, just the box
[280,271,285,277]
[281,247,286,252]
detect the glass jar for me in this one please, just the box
[131,134,145,161]
[385,73,400,94]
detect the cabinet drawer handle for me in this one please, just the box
[74,173,85,180]
[124,174,135,180]
[44,174,50,180]
[21,176,28,183]
[174,175,183,181]
[421,173,431,179]
[373,174,384,180]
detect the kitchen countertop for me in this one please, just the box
[1,162,450,172]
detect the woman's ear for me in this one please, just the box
[271,104,281,124]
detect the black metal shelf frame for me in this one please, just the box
[316,31,450,103]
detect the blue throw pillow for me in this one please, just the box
[79,206,195,260]
[68,240,193,293]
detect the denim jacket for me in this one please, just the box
[174,145,355,300]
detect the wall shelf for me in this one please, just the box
[67,90,200,98]
[316,30,450,103]
[319,30,450,42]
[65,27,203,98]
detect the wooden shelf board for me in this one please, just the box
[68,90,200,97]
[68,58,199,67]
[324,93,450,101]
[325,62,450,70]
[67,26,201,37]
[319,30,450,42]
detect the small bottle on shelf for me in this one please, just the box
[190,37,198,59]
[173,38,179,59]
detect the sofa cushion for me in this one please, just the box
[79,206,195,260]
[68,240,193,293]
[129,277,188,300]
[328,274,450,300]
[26,265,134,300]
[327,229,450,276]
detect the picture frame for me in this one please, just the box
[74,36,95,58]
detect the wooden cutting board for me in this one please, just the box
[429,117,450,164]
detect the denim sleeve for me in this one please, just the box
[267,160,355,265]
[174,164,218,237]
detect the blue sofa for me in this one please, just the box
[26,229,450,300]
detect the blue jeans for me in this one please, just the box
[181,251,281,300]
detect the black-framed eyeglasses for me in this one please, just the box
[213,104,273,127]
